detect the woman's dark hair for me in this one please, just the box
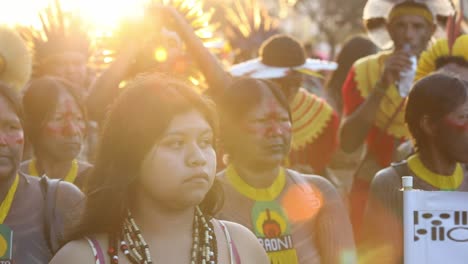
[218,77,290,158]
[22,76,87,151]
[326,35,377,114]
[0,81,23,125]
[72,73,222,238]
[405,73,468,150]
[435,56,468,70]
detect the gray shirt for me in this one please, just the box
[4,173,83,263]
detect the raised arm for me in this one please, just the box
[155,6,232,98]
[86,43,139,122]
[87,6,232,122]
[340,50,412,153]
[339,70,387,153]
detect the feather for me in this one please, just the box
[220,0,279,62]
[19,0,91,78]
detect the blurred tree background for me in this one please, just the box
[208,0,368,58]
[292,0,368,57]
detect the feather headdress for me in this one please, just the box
[19,0,91,77]
[221,0,280,63]
[416,17,468,82]
[97,0,221,88]
[0,26,32,91]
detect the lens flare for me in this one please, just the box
[154,47,168,62]
[281,183,323,222]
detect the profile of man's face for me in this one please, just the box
[387,14,435,55]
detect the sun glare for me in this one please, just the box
[0,0,145,33]
[0,0,46,27]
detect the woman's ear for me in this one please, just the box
[420,115,437,137]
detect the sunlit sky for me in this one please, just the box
[0,0,146,32]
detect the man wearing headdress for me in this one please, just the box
[19,1,99,166]
[26,2,91,94]
[229,35,340,177]
[339,0,454,236]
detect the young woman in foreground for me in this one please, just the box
[50,74,268,263]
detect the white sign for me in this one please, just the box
[404,190,468,264]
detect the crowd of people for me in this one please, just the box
[0,0,467,263]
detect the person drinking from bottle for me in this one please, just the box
[339,0,453,236]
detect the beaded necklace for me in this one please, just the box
[108,206,217,264]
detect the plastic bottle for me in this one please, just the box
[398,44,417,98]
[402,176,413,191]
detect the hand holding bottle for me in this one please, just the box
[379,44,414,89]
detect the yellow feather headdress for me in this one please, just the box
[0,26,32,91]
[221,0,280,63]
[18,0,91,77]
[96,0,221,88]
[415,35,468,81]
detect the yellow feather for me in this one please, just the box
[416,35,468,81]
[0,26,32,91]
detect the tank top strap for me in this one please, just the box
[218,220,241,264]
[85,236,105,264]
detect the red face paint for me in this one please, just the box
[45,99,85,137]
[443,118,468,132]
[0,132,24,146]
[15,135,24,145]
[242,100,292,138]
[45,122,85,137]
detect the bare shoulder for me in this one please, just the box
[366,166,403,205]
[220,220,269,264]
[56,180,85,208]
[49,239,95,264]
[371,166,401,192]
[287,169,341,199]
[55,181,85,231]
